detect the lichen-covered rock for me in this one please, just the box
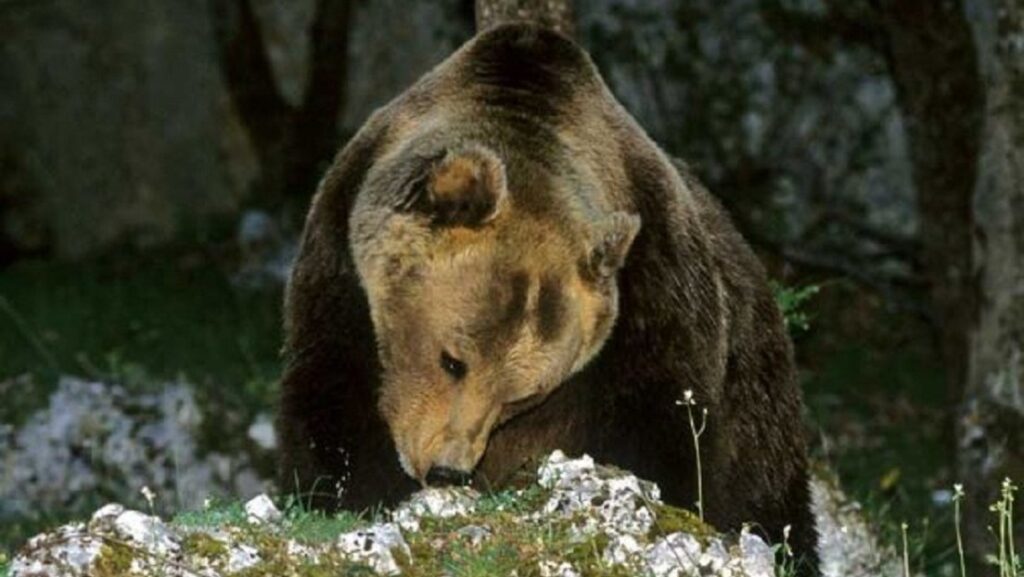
[9,451,896,577]
[539,559,581,577]
[391,486,477,532]
[335,523,409,576]
[244,494,282,525]
[811,473,902,577]
[538,450,660,538]
[10,523,102,577]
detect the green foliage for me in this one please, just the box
[0,253,283,420]
[473,485,547,516]
[282,509,365,545]
[772,282,820,333]
[173,501,248,530]
[441,541,521,577]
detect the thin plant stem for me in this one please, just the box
[679,392,707,523]
[954,485,966,577]
[1008,484,1017,576]
[999,500,1007,577]
[901,522,910,577]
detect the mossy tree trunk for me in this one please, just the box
[960,0,1024,568]
[475,0,573,36]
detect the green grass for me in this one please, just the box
[172,499,368,545]
[173,500,250,530]
[0,251,283,423]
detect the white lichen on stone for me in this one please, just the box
[9,450,897,577]
[811,473,901,577]
[538,559,581,577]
[537,450,660,539]
[336,523,410,576]
[225,543,261,573]
[243,493,281,525]
[10,523,103,577]
[391,486,477,532]
[110,510,180,556]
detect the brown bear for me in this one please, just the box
[278,23,818,572]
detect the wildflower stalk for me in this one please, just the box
[677,390,707,522]
[999,478,1018,577]
[953,484,967,577]
[901,522,910,577]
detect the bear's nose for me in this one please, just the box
[425,466,472,487]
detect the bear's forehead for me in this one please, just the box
[472,269,569,352]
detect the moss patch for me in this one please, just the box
[93,542,134,577]
[182,532,228,562]
[648,503,716,542]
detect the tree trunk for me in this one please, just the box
[873,0,986,414]
[475,0,573,36]
[960,0,1024,567]
[210,0,354,216]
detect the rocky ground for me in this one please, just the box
[6,449,899,577]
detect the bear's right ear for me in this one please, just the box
[403,147,508,227]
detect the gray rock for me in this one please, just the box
[812,474,902,577]
[244,494,281,525]
[455,524,491,546]
[10,524,102,577]
[8,450,898,577]
[109,510,180,557]
[336,523,410,576]
[0,376,270,522]
[391,486,477,532]
[537,450,659,538]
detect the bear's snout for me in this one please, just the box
[425,466,473,487]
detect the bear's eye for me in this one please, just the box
[440,351,467,381]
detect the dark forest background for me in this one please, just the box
[1,0,1021,574]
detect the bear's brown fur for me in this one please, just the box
[278,23,818,571]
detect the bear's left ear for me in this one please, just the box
[586,212,641,279]
[409,147,508,227]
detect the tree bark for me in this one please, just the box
[210,0,354,214]
[760,0,985,414]
[475,0,573,37]
[960,0,1024,567]
[872,0,986,414]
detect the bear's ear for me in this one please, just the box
[407,147,508,227]
[585,212,641,280]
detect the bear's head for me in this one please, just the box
[350,142,639,486]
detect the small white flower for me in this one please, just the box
[683,390,694,403]
[140,486,156,509]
